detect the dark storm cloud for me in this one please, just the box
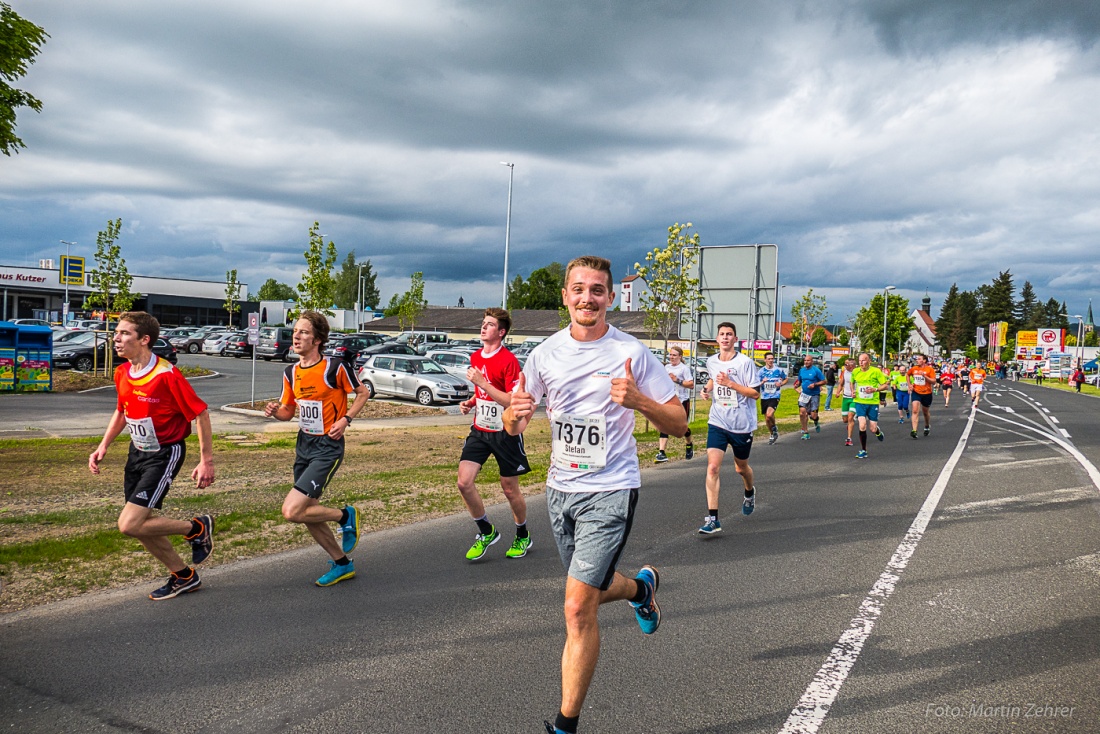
[2,0,1098,321]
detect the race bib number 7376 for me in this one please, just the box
[551,413,607,471]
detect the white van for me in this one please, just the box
[393,330,450,354]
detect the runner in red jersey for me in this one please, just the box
[457,308,532,560]
[88,312,216,601]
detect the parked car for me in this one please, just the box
[52,333,178,370]
[70,319,107,331]
[357,354,472,405]
[170,328,212,354]
[425,349,474,387]
[392,330,451,355]
[352,341,418,369]
[323,333,387,365]
[223,331,253,358]
[256,326,297,362]
[12,318,52,328]
[201,331,236,356]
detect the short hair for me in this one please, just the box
[565,256,613,289]
[483,307,511,337]
[764,351,774,359]
[119,311,159,345]
[296,310,330,349]
[669,346,683,357]
[716,321,736,335]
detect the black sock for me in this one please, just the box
[629,579,648,604]
[860,430,867,449]
[474,516,494,535]
[515,522,528,539]
[335,555,351,566]
[745,487,754,498]
[708,508,719,519]
[554,712,579,734]
[187,519,202,538]
[173,567,193,579]
[339,508,349,525]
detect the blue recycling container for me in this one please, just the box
[0,321,16,392]
[14,323,53,392]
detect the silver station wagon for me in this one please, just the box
[357,354,471,405]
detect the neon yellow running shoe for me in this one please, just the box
[465,528,500,560]
[505,535,532,559]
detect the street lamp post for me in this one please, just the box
[1073,314,1084,372]
[500,162,514,309]
[882,286,896,368]
[356,263,367,329]
[60,240,76,325]
[777,284,787,356]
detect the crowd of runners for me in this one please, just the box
[88,256,1017,733]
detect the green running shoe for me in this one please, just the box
[505,535,532,559]
[465,528,500,560]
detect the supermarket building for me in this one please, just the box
[0,262,248,328]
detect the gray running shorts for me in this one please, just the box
[546,487,638,590]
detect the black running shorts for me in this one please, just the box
[293,432,344,499]
[124,440,186,509]
[759,397,780,413]
[911,391,934,407]
[460,426,531,477]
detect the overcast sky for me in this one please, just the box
[4,0,1099,327]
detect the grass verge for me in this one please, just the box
[0,393,824,612]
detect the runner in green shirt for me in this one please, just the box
[851,352,889,459]
[889,363,911,424]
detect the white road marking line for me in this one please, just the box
[1051,416,1060,424]
[937,486,1093,518]
[779,404,977,734]
[957,456,1063,472]
[1061,428,1072,438]
[1005,407,1015,413]
[977,409,1100,492]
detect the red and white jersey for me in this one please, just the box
[115,357,208,448]
[469,345,521,432]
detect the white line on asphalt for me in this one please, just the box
[976,409,1100,492]
[957,456,1063,472]
[1043,408,1050,413]
[1061,428,1072,438]
[1051,416,1060,424]
[779,403,978,734]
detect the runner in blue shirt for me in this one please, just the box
[793,354,826,440]
[757,352,788,445]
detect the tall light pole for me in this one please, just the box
[60,240,76,324]
[500,162,514,309]
[1073,314,1084,371]
[777,284,787,356]
[882,286,896,368]
[356,263,367,329]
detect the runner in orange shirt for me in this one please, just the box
[265,311,371,586]
[969,364,987,405]
[907,354,937,438]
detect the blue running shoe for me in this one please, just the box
[339,506,360,554]
[544,722,566,734]
[630,565,660,634]
[742,491,755,516]
[316,559,355,586]
[856,450,868,459]
[698,516,721,534]
[188,515,214,565]
[815,421,821,433]
[876,430,885,442]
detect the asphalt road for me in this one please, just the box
[1,380,1098,733]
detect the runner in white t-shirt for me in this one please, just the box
[504,256,687,734]
[655,346,695,463]
[697,322,762,534]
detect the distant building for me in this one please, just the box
[905,295,938,356]
[619,274,649,312]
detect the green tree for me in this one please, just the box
[976,270,1015,332]
[507,262,565,310]
[85,218,139,316]
[223,269,242,327]
[835,326,850,347]
[854,292,913,363]
[1,2,48,156]
[256,278,298,301]
[294,222,337,316]
[332,252,380,310]
[1015,280,1039,329]
[810,327,828,348]
[396,271,427,331]
[633,222,704,349]
[788,288,829,348]
[1085,330,1098,347]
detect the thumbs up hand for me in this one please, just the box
[509,372,535,420]
[611,357,641,409]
